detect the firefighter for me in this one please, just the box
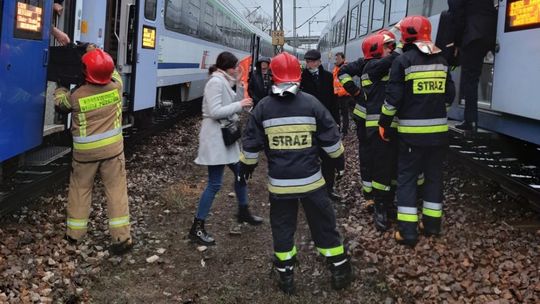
[360,33,399,231]
[332,52,353,136]
[54,46,132,255]
[378,16,455,246]
[239,52,353,294]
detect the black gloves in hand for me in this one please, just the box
[239,163,257,181]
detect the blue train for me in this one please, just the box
[0,0,301,172]
[318,0,540,146]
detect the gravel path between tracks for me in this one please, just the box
[0,115,539,303]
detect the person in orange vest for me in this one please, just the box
[332,52,353,136]
[54,46,132,255]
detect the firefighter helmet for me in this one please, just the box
[377,29,397,50]
[399,15,441,55]
[362,34,386,60]
[82,49,115,85]
[270,52,301,84]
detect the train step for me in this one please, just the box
[24,146,71,166]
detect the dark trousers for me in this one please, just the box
[396,139,445,238]
[321,153,336,193]
[460,39,491,124]
[269,188,342,257]
[356,119,373,199]
[371,136,398,205]
[337,96,354,134]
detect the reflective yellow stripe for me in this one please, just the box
[264,124,316,134]
[109,215,130,228]
[353,108,366,119]
[372,181,390,191]
[114,102,122,129]
[382,105,396,116]
[398,125,448,134]
[67,218,88,230]
[268,177,325,195]
[366,120,378,127]
[78,113,87,137]
[317,245,344,257]
[339,76,353,84]
[362,185,372,193]
[417,177,425,186]
[112,70,123,86]
[397,213,418,222]
[381,75,389,81]
[327,143,344,158]
[57,93,72,110]
[78,89,120,112]
[73,132,123,150]
[404,71,447,81]
[240,152,258,165]
[423,208,442,218]
[275,246,297,261]
[361,79,372,86]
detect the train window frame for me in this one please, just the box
[370,0,386,32]
[358,0,370,37]
[349,5,359,40]
[144,0,157,21]
[388,0,407,25]
[201,1,214,41]
[339,16,345,44]
[13,0,45,41]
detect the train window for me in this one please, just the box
[406,0,425,16]
[429,0,447,16]
[232,21,238,49]
[224,16,231,46]
[144,0,157,21]
[185,0,201,35]
[389,0,407,25]
[371,0,386,32]
[13,0,45,40]
[164,0,182,33]
[339,16,345,44]
[201,2,214,40]
[165,0,200,36]
[349,5,359,40]
[215,9,224,44]
[358,0,369,37]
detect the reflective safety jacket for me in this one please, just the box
[379,46,455,146]
[332,64,350,97]
[361,52,399,138]
[54,71,124,162]
[337,58,366,122]
[240,91,344,198]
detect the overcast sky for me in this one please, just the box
[229,0,346,37]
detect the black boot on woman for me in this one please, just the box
[237,205,263,225]
[189,218,216,245]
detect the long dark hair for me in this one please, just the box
[215,51,238,71]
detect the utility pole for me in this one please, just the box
[273,0,283,54]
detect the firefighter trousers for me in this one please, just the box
[269,187,344,262]
[396,140,445,239]
[66,153,131,243]
[356,120,373,200]
[371,135,398,207]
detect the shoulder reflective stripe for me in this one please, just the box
[423,201,442,210]
[240,151,259,165]
[405,71,447,81]
[404,64,448,75]
[78,113,87,137]
[73,127,122,143]
[398,125,448,133]
[381,75,390,81]
[397,213,419,222]
[109,215,130,228]
[265,125,316,135]
[398,206,417,214]
[73,132,123,150]
[275,246,297,261]
[372,181,391,191]
[67,218,88,230]
[317,245,344,257]
[262,116,316,128]
[423,208,442,218]
[399,118,448,126]
[269,171,322,187]
[78,89,121,112]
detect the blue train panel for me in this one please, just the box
[0,0,52,161]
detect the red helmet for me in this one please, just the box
[82,49,115,85]
[362,34,385,60]
[399,15,432,44]
[377,29,397,51]
[270,52,301,84]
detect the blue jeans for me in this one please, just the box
[195,163,248,220]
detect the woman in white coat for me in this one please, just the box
[190,52,263,245]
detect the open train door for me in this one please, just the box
[491,0,540,121]
[0,0,53,161]
[131,0,158,111]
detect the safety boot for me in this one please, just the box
[420,217,441,237]
[189,218,216,246]
[394,231,418,247]
[237,205,263,225]
[373,201,389,231]
[273,258,296,295]
[328,254,353,290]
[109,238,134,256]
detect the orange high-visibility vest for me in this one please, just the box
[333,65,350,97]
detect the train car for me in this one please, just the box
[0,0,300,180]
[317,0,540,146]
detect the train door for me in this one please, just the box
[0,0,53,161]
[491,0,540,121]
[131,0,158,111]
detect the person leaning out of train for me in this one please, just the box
[51,0,70,46]
[53,45,133,255]
[378,16,455,246]
[248,56,273,108]
[190,51,262,246]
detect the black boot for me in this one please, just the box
[189,218,216,245]
[455,121,477,132]
[420,216,441,237]
[109,238,134,256]
[373,201,389,231]
[273,258,296,295]
[328,254,353,290]
[237,205,263,225]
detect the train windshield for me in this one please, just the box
[14,0,44,40]
[505,0,540,32]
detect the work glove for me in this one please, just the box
[379,126,395,142]
[239,163,257,181]
[334,154,345,181]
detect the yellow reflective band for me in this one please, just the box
[353,108,367,119]
[67,218,88,230]
[78,113,87,137]
[398,124,448,134]
[58,93,72,110]
[115,102,122,129]
[372,181,390,191]
[268,177,325,195]
[268,132,312,150]
[264,124,316,134]
[362,185,373,193]
[381,75,389,81]
[361,79,372,86]
[317,245,344,257]
[404,70,447,81]
[240,152,258,165]
[327,143,344,158]
[413,78,446,94]
[397,213,419,222]
[73,132,123,150]
[423,208,442,218]
[112,70,123,86]
[78,89,120,112]
[382,105,396,116]
[366,120,378,127]
[275,246,297,261]
[417,177,425,186]
[339,76,353,84]
[109,215,130,228]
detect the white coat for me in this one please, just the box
[195,71,245,166]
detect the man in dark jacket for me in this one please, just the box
[448,0,497,131]
[300,49,340,201]
[248,56,273,107]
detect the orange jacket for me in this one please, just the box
[333,64,350,97]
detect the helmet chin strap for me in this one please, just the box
[272,83,300,97]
